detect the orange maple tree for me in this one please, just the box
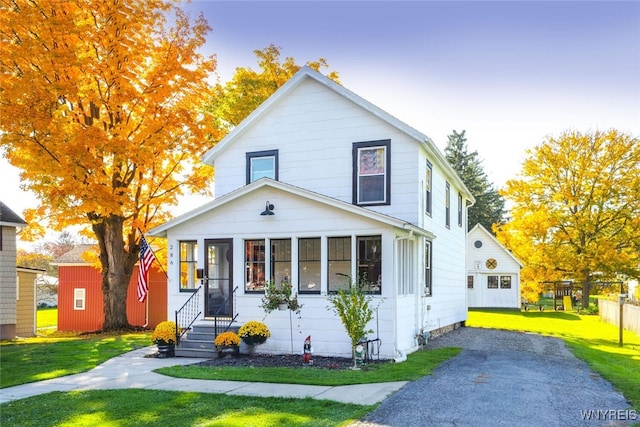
[0,0,217,330]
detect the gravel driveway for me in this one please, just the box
[353,327,635,427]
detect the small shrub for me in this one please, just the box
[214,331,240,347]
[238,321,271,345]
[151,321,180,345]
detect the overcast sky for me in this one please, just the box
[3,0,639,227]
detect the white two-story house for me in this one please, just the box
[148,66,474,360]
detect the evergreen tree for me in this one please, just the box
[445,130,505,232]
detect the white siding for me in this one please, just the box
[213,79,421,225]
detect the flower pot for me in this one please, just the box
[156,342,175,358]
[241,336,267,346]
[216,345,240,358]
[278,302,288,311]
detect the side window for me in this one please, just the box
[74,288,86,310]
[445,182,451,228]
[424,240,432,296]
[246,150,278,183]
[353,140,390,205]
[328,236,352,292]
[357,235,382,294]
[425,161,432,215]
[298,238,321,293]
[245,239,266,292]
[467,275,474,289]
[179,241,198,291]
[458,192,463,227]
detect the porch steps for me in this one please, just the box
[175,322,239,358]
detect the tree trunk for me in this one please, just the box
[92,215,138,331]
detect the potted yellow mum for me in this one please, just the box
[214,331,241,358]
[238,321,271,348]
[151,321,180,358]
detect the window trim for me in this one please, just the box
[246,149,279,184]
[352,140,391,206]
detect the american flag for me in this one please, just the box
[137,236,156,303]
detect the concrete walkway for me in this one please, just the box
[0,346,407,406]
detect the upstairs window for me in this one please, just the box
[425,161,432,215]
[458,192,463,227]
[353,140,390,205]
[246,150,278,183]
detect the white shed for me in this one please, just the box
[467,224,523,309]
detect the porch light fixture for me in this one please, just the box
[260,201,275,216]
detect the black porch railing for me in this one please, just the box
[175,286,202,345]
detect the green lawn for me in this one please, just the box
[36,307,58,330]
[0,390,373,427]
[468,309,640,412]
[0,332,152,388]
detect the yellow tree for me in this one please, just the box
[207,44,340,137]
[496,130,640,306]
[0,0,217,330]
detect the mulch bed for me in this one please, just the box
[193,353,389,370]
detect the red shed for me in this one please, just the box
[53,245,167,332]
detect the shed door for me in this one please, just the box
[204,239,233,318]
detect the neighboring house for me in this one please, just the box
[0,201,29,340]
[53,244,167,331]
[148,67,475,359]
[466,224,523,309]
[16,266,45,337]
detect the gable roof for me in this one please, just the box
[51,244,96,265]
[147,178,436,239]
[0,201,27,227]
[202,66,474,203]
[469,223,524,268]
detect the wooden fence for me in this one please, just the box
[598,299,640,335]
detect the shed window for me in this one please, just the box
[500,276,512,289]
[74,288,86,310]
[488,276,499,289]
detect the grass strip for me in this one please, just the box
[156,347,461,386]
[0,389,374,427]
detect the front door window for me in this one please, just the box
[205,239,232,317]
